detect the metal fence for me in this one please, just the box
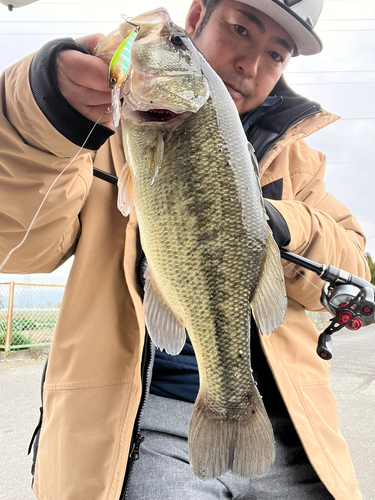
[306,310,331,332]
[0,282,64,352]
[0,281,330,352]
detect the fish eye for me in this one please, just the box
[110,77,117,84]
[170,35,187,49]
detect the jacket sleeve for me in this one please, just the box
[0,50,107,274]
[266,140,370,311]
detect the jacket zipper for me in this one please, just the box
[257,105,318,163]
[120,250,153,500]
[119,331,153,500]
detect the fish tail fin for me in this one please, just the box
[189,390,275,481]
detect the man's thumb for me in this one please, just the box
[74,33,105,55]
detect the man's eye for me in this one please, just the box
[269,51,283,63]
[234,25,248,36]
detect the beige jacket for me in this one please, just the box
[0,54,370,500]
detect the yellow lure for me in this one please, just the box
[109,25,139,127]
[109,27,139,89]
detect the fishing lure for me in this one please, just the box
[109,18,140,127]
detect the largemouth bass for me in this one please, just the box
[97,8,287,481]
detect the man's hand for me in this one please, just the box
[56,34,114,130]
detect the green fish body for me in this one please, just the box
[116,9,287,481]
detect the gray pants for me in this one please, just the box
[125,395,335,499]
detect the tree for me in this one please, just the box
[366,253,375,286]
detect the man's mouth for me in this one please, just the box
[224,83,244,100]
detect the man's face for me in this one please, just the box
[185,0,295,114]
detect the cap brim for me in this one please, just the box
[236,0,323,55]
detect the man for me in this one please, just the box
[0,0,369,499]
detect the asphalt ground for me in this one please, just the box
[0,326,374,500]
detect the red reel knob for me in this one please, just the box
[362,306,373,315]
[338,302,349,309]
[338,311,353,325]
[346,318,362,331]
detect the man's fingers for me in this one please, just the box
[97,108,116,130]
[55,34,118,129]
[60,81,112,109]
[58,79,112,120]
[57,49,110,92]
[74,33,106,55]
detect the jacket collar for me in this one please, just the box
[245,75,323,162]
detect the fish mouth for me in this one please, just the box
[136,108,180,122]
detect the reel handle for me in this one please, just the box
[317,332,333,360]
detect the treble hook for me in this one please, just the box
[121,14,141,32]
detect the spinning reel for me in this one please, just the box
[281,250,375,360]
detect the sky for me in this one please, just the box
[0,0,374,285]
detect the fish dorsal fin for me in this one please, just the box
[144,267,186,355]
[148,130,164,185]
[251,230,287,335]
[117,163,134,217]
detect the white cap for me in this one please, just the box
[237,0,324,55]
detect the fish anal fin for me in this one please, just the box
[251,230,287,335]
[144,268,186,355]
[189,389,275,480]
[117,163,134,217]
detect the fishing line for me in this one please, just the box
[289,265,321,291]
[0,111,108,273]
[121,14,140,29]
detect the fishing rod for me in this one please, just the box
[93,168,375,361]
[280,249,375,360]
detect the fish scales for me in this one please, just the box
[99,8,287,483]
[130,98,265,407]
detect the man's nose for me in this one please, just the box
[236,52,260,77]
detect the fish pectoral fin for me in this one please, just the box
[251,230,287,335]
[144,269,186,355]
[117,163,134,217]
[148,130,164,185]
[189,390,275,480]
